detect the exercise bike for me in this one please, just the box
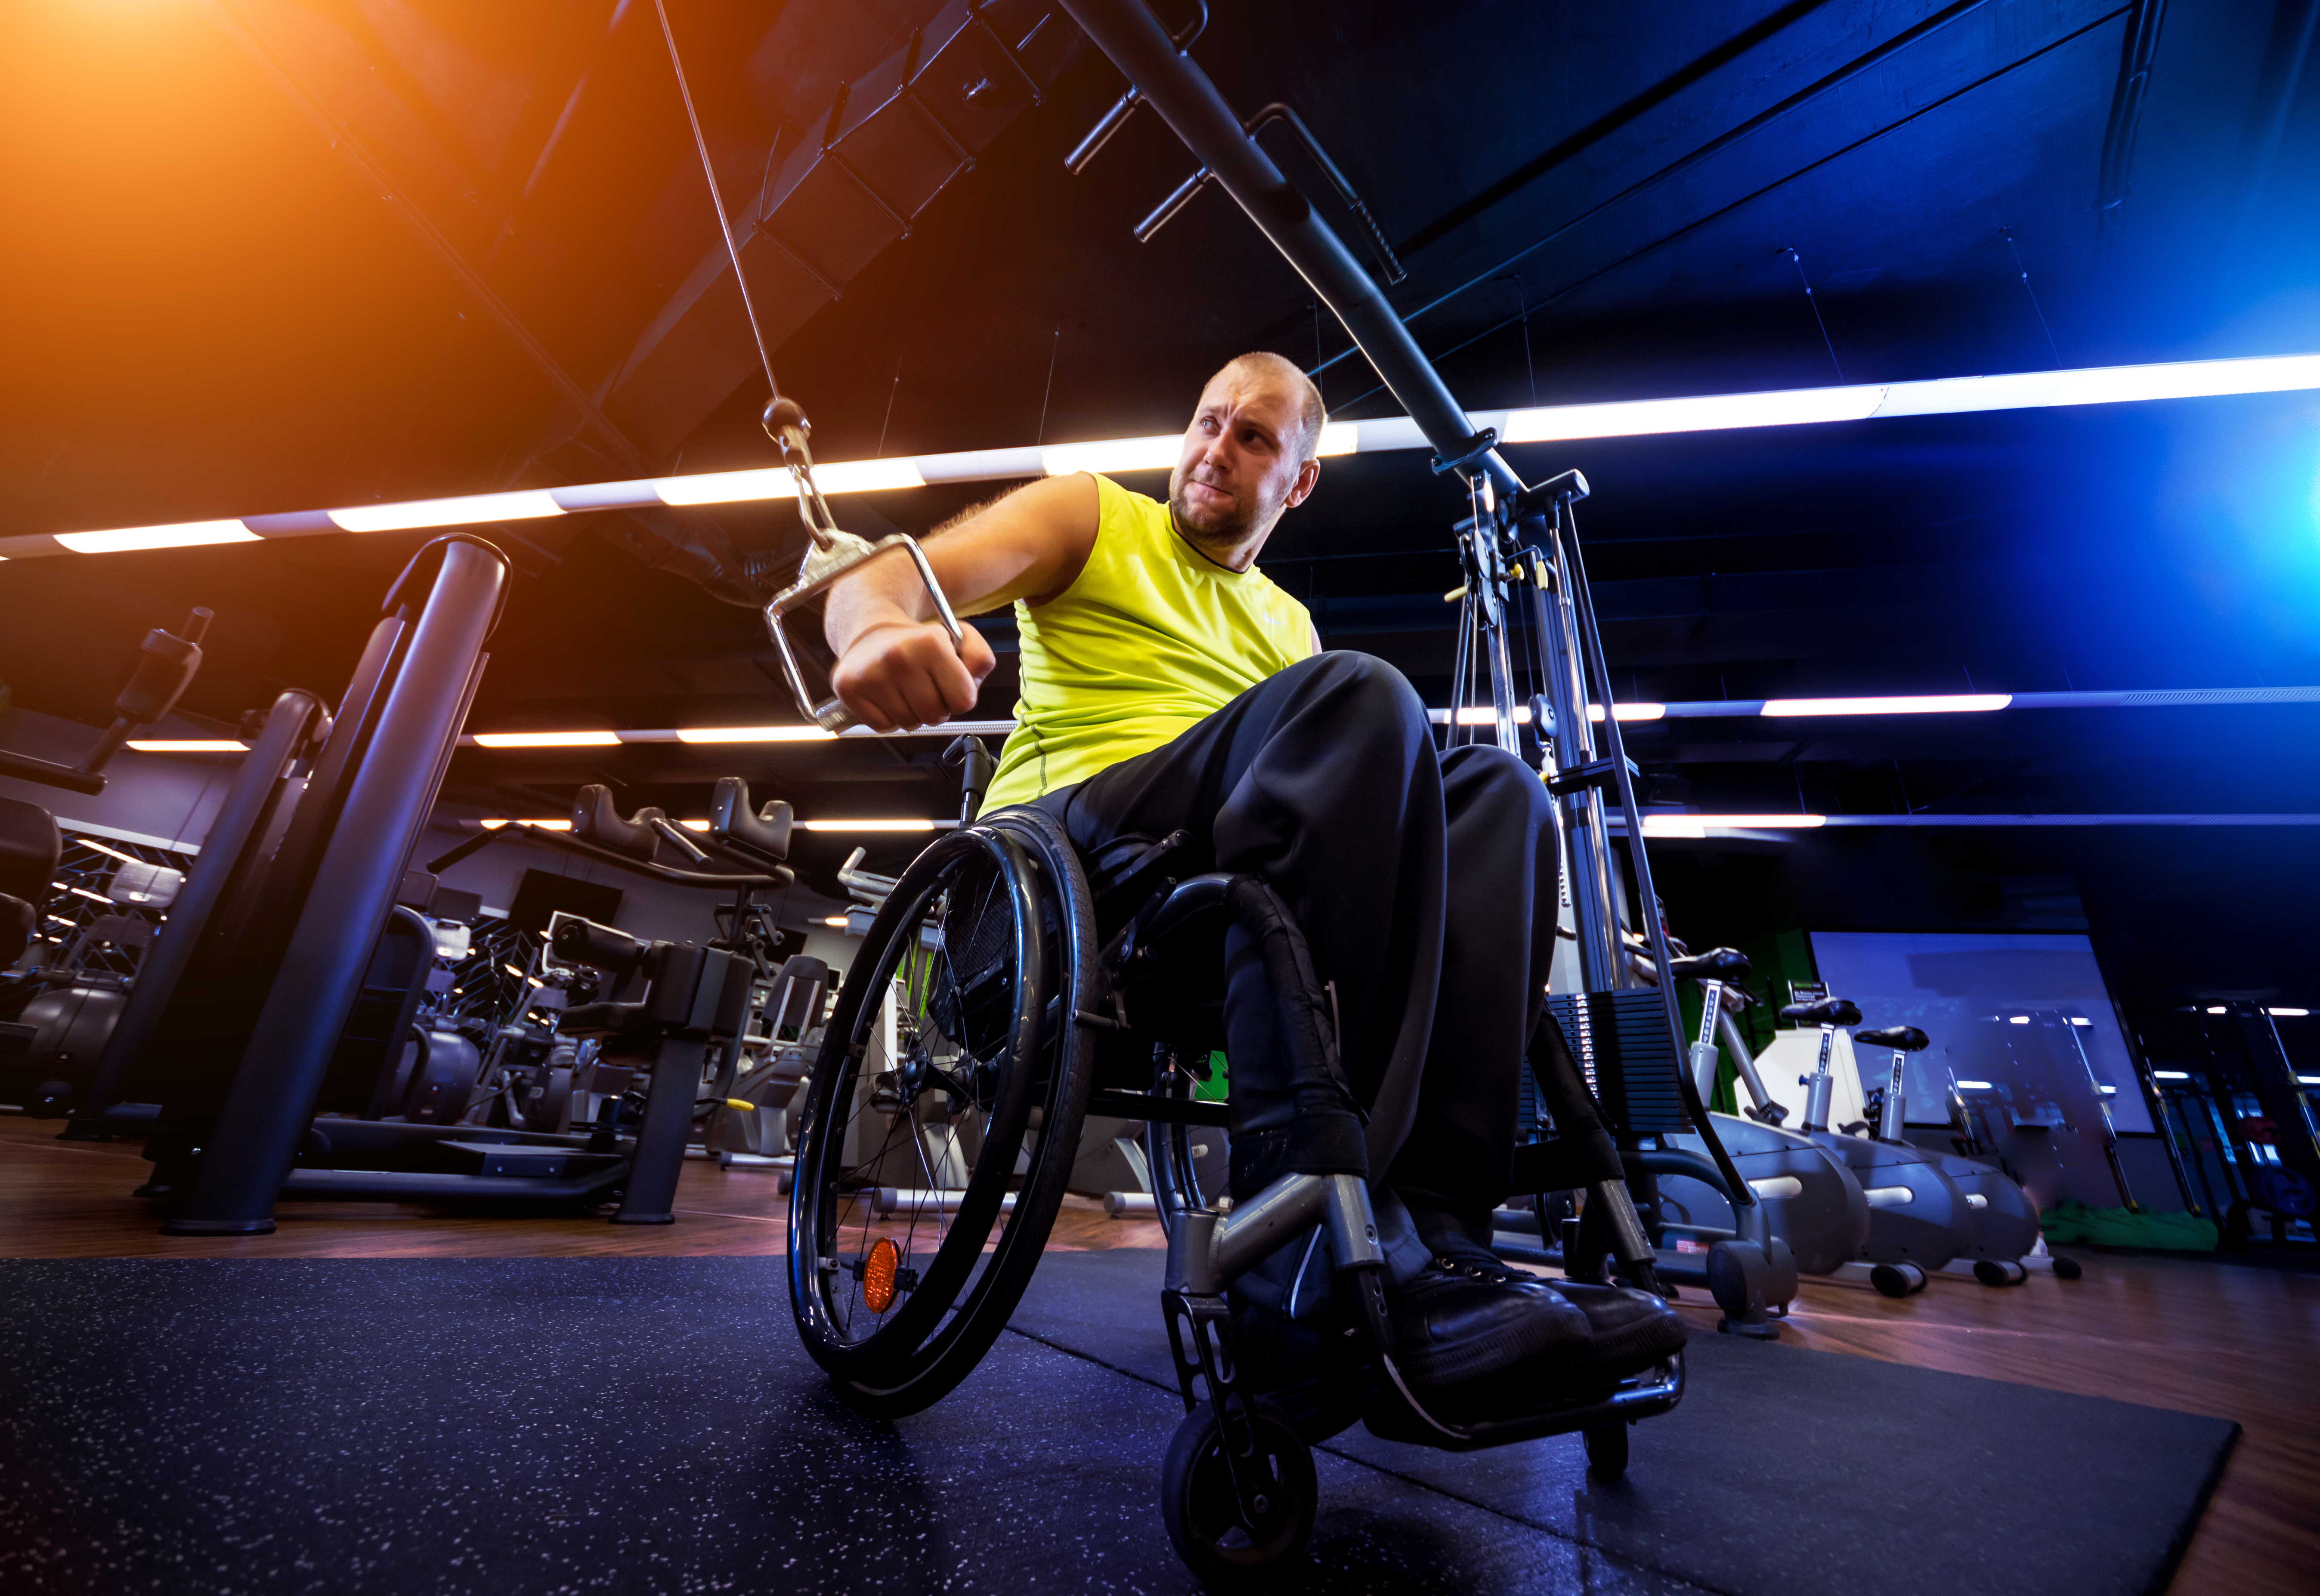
[0,606,215,1116]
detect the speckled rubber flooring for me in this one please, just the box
[0,1253,2236,1595]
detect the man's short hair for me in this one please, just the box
[1218,351,1329,463]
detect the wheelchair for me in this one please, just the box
[784,752,1686,1587]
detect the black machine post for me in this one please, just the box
[1058,0,1520,502]
[81,689,327,1117]
[164,538,508,1235]
[944,733,996,826]
[551,919,757,1226]
[1058,0,1753,1276]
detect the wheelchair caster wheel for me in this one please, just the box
[1160,1398,1316,1590]
[1584,1421,1628,1480]
[2051,1254,2082,1281]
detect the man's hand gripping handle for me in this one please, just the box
[759,397,968,733]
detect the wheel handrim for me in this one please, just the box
[789,826,1053,1372]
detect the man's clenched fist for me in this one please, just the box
[829,619,996,732]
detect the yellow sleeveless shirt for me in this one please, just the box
[983,474,1315,807]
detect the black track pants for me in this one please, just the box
[1028,651,1558,1227]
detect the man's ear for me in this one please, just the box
[1285,456,1321,508]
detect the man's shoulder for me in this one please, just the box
[1093,473,1168,526]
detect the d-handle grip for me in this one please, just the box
[762,535,964,733]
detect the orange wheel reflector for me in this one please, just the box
[863,1238,901,1314]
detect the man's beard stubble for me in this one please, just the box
[1168,471,1275,559]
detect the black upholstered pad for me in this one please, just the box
[1779,996,1862,1028]
[0,797,59,905]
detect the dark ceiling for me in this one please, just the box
[3,0,2317,1009]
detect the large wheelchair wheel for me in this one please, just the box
[787,808,1096,1416]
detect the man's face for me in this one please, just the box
[1167,368,1319,551]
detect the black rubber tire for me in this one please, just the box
[1869,1262,1914,1298]
[787,815,1095,1417]
[2051,1254,2083,1281]
[1584,1421,1630,1480]
[1161,1398,1317,1590]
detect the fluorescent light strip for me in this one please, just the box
[793,819,953,832]
[2153,1070,2192,1081]
[54,521,259,554]
[127,739,250,753]
[436,688,2318,755]
[2271,1008,2309,1018]
[1762,694,2012,716]
[328,490,566,533]
[470,813,953,835]
[471,731,621,748]
[672,726,835,744]
[1427,704,1666,725]
[16,352,2319,559]
[1650,687,2320,718]
[1039,434,1180,477]
[1622,812,2320,831]
[452,720,1017,748]
[656,457,926,506]
[1643,813,1826,830]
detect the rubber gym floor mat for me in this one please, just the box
[0,1258,1709,1596]
[1010,1246,2243,1596]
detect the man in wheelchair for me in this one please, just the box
[823,351,1681,1426]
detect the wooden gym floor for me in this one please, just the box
[1,1112,2312,1593]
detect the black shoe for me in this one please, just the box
[1388,1249,1593,1388]
[1533,1278,1688,1384]
[1364,1245,1686,1436]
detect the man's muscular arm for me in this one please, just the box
[824,472,1101,732]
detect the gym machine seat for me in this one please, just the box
[0,796,59,971]
[711,777,795,866]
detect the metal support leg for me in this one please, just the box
[615,1036,706,1225]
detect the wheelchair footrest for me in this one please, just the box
[1360,1352,1685,1453]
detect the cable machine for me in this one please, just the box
[658,0,1768,1304]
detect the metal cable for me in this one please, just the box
[654,0,781,403]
